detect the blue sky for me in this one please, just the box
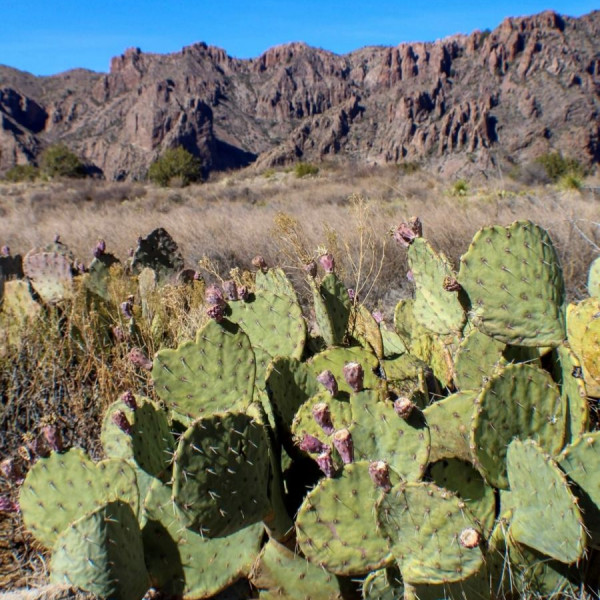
[1,1,597,76]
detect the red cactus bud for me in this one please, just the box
[0,458,23,484]
[393,217,422,247]
[316,449,336,478]
[459,528,482,549]
[343,362,364,393]
[128,348,153,370]
[205,284,225,306]
[112,410,132,435]
[93,239,106,258]
[372,310,384,324]
[316,370,338,397]
[207,304,225,322]
[298,434,328,454]
[237,285,250,301]
[333,429,354,464]
[393,397,415,419]
[304,261,317,278]
[120,299,134,319]
[252,255,268,272]
[121,391,138,411]
[312,403,334,435]
[369,461,392,492]
[222,280,238,301]
[319,253,335,274]
[42,425,63,453]
[443,276,461,292]
[0,497,20,514]
[347,288,357,302]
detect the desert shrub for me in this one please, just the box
[294,162,319,178]
[535,152,583,182]
[4,164,39,182]
[147,147,202,187]
[398,161,421,175]
[40,144,86,179]
[450,179,469,197]
[559,172,583,191]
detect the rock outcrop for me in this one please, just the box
[0,9,598,179]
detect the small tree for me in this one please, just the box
[147,147,202,187]
[40,144,86,178]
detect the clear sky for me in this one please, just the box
[1,1,597,76]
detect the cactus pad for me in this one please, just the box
[454,329,506,391]
[458,220,565,346]
[507,439,585,563]
[50,500,149,600]
[152,319,255,419]
[23,249,73,304]
[131,227,184,281]
[470,364,565,489]
[376,481,484,584]
[296,461,394,575]
[310,273,351,346]
[172,411,270,537]
[362,567,404,600]
[255,267,299,303]
[588,256,600,299]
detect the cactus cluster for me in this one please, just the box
[3,218,600,600]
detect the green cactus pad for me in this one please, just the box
[228,288,306,362]
[457,220,566,347]
[1,280,41,322]
[131,227,184,281]
[470,363,565,489]
[376,481,484,584]
[424,391,477,463]
[23,249,73,304]
[143,479,263,599]
[429,459,496,535]
[172,411,271,537]
[308,345,382,395]
[349,304,385,358]
[507,439,585,563]
[454,329,505,391]
[581,317,600,398]
[0,253,23,281]
[265,356,321,436]
[311,273,351,346]
[50,500,149,600]
[588,256,600,299]
[362,566,404,600]
[393,298,416,349]
[250,538,343,599]
[408,238,465,336]
[152,319,255,419]
[350,389,429,481]
[85,253,119,301]
[255,267,299,303]
[558,432,600,546]
[19,448,139,548]
[380,322,408,357]
[296,461,394,575]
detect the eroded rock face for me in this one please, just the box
[0,9,598,179]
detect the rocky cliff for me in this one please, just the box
[0,9,598,180]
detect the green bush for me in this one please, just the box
[559,173,583,191]
[294,162,319,178]
[535,152,583,182]
[4,164,39,182]
[450,179,469,197]
[147,147,202,187]
[40,144,86,178]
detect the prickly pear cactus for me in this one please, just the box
[152,319,255,419]
[310,273,351,346]
[255,266,299,303]
[458,220,566,347]
[588,255,600,299]
[362,567,404,600]
[50,500,149,600]
[23,249,73,304]
[131,227,184,281]
[348,303,385,358]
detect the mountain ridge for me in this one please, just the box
[1,9,598,180]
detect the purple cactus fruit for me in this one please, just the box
[443,276,461,292]
[252,255,268,272]
[393,397,415,419]
[112,410,132,435]
[347,288,357,302]
[406,269,414,283]
[206,304,225,323]
[120,299,134,319]
[205,284,225,306]
[193,271,202,281]
[316,370,338,397]
[369,461,392,492]
[0,497,20,514]
[316,448,336,478]
[343,362,364,393]
[121,390,138,411]
[237,285,250,301]
[372,310,384,324]
[1,245,10,257]
[392,216,422,247]
[332,429,354,464]
[298,434,328,455]
[128,348,153,371]
[42,425,63,453]
[93,239,106,258]
[304,261,317,278]
[319,253,335,274]
[312,402,334,435]
[222,280,238,301]
[459,528,482,549]
[0,458,23,484]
